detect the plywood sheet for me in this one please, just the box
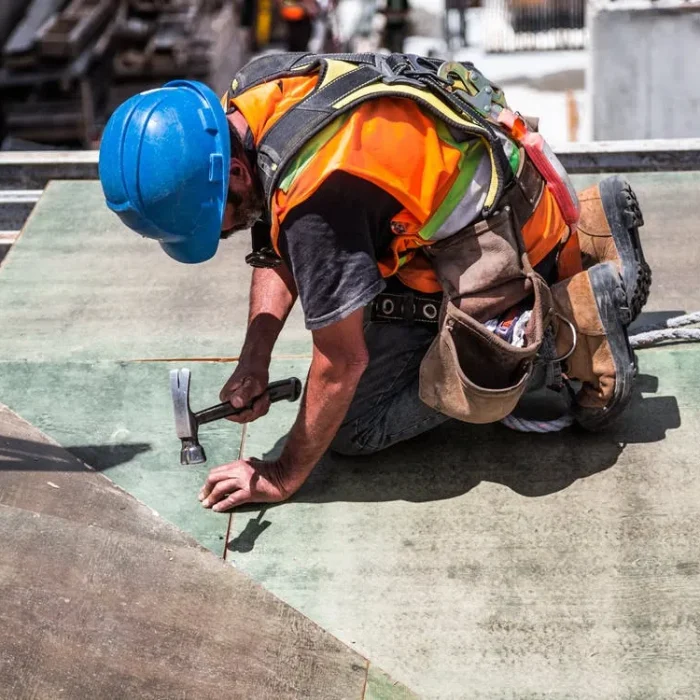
[0,405,414,700]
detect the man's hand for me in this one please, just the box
[219,361,270,424]
[199,458,294,511]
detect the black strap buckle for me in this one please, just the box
[246,221,281,268]
[245,248,282,269]
[381,53,444,87]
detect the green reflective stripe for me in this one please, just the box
[278,113,351,193]
[398,253,410,267]
[505,139,520,173]
[419,123,486,241]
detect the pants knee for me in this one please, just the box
[330,427,382,457]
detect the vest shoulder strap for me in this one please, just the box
[232,53,513,214]
[230,52,377,94]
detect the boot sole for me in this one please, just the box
[599,176,652,324]
[574,262,637,431]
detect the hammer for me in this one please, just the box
[170,368,302,465]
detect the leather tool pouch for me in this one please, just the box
[419,205,554,424]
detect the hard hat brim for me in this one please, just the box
[160,230,220,264]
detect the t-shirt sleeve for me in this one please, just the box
[277,172,400,330]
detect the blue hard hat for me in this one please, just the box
[99,80,230,264]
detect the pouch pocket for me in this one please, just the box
[424,206,530,323]
[419,276,553,424]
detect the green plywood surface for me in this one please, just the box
[0,361,248,553]
[227,348,699,699]
[365,667,420,700]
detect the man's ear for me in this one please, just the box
[230,157,253,189]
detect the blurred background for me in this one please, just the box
[0,0,696,150]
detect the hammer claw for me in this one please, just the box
[170,368,196,440]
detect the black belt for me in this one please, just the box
[369,291,441,325]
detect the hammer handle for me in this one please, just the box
[195,377,302,425]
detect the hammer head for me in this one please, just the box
[170,368,206,465]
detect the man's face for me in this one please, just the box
[220,156,264,238]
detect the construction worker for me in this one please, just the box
[378,0,411,53]
[277,0,320,51]
[98,53,651,511]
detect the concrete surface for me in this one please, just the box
[0,405,414,700]
[0,176,699,698]
[0,181,309,362]
[590,2,700,140]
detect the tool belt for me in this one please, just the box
[418,152,557,425]
[369,290,441,325]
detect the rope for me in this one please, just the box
[630,328,700,349]
[631,311,700,333]
[501,413,575,434]
[629,312,700,349]
[502,312,700,434]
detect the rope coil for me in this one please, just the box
[629,312,700,349]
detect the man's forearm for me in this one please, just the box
[240,263,297,365]
[278,353,367,493]
[206,309,369,509]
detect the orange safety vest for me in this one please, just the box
[229,74,574,293]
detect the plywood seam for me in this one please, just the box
[360,660,370,699]
[128,354,313,363]
[223,423,248,561]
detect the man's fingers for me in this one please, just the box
[202,478,242,507]
[219,375,244,403]
[224,408,254,424]
[229,376,259,410]
[198,469,236,501]
[250,394,271,421]
[205,466,232,479]
[224,393,270,424]
[212,489,251,512]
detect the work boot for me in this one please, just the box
[552,262,636,431]
[576,175,652,323]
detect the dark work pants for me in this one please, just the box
[330,320,450,456]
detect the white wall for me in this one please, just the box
[590,3,700,140]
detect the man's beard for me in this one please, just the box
[220,188,264,239]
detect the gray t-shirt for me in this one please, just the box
[275,170,559,331]
[277,171,402,330]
